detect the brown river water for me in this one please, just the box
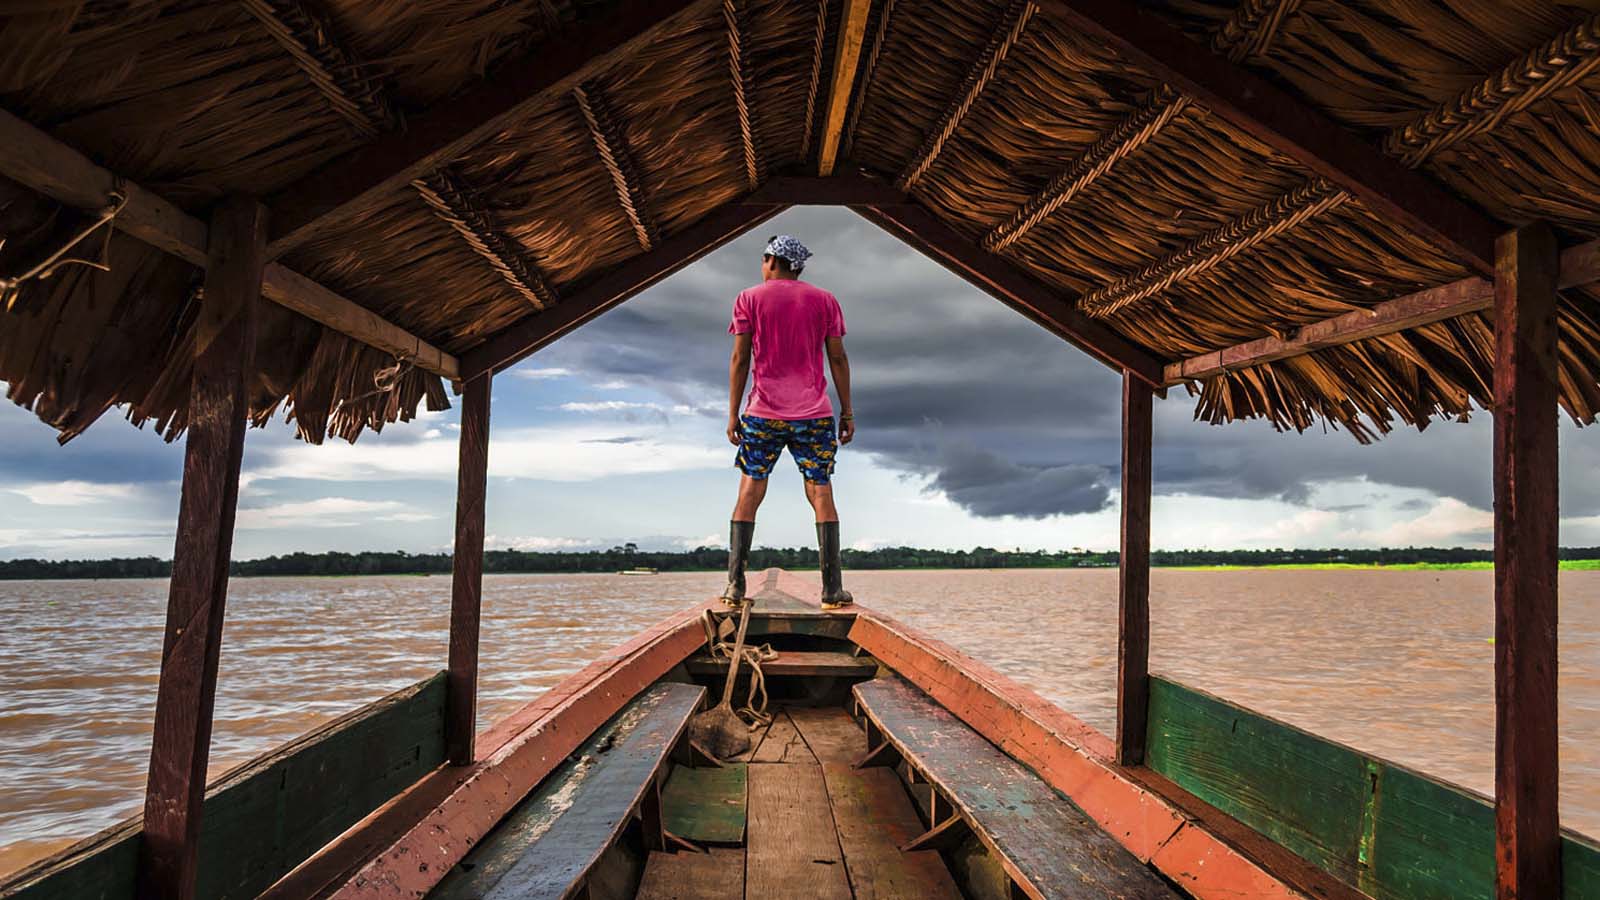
[2,568,1597,877]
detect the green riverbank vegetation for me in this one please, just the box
[3,546,1600,579]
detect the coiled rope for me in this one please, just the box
[702,608,776,727]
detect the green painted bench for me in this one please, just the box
[853,675,1179,900]
[430,681,705,900]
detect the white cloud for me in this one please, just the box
[594,379,631,390]
[9,481,137,506]
[236,497,434,529]
[559,401,662,413]
[1346,497,1492,547]
[248,425,725,484]
[484,534,592,551]
[514,367,574,380]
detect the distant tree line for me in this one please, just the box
[3,545,1600,580]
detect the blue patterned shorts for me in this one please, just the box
[734,415,838,484]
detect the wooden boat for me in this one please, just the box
[4,0,1600,897]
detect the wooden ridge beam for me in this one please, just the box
[0,106,459,379]
[412,167,557,310]
[816,0,872,176]
[1163,236,1600,384]
[462,201,787,377]
[1033,0,1500,275]
[264,0,712,257]
[855,202,1165,387]
[574,82,661,252]
[896,0,1033,192]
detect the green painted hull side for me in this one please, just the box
[5,671,448,900]
[1146,676,1599,900]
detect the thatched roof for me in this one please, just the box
[3,0,1600,445]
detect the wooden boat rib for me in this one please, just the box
[9,570,1595,899]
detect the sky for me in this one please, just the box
[4,205,1600,560]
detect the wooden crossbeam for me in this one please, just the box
[412,168,557,310]
[0,106,460,380]
[574,82,660,252]
[264,0,712,257]
[1033,0,1500,274]
[1163,236,1600,384]
[896,0,1033,191]
[856,203,1165,387]
[816,0,872,176]
[722,0,763,189]
[462,202,787,377]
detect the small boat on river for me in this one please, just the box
[2,0,1599,897]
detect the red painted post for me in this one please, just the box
[137,198,266,900]
[1117,370,1153,766]
[447,374,492,765]
[1493,222,1562,899]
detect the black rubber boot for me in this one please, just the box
[817,521,853,610]
[721,520,755,606]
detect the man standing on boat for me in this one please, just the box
[721,235,854,610]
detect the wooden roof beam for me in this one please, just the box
[573,82,661,252]
[462,202,787,377]
[0,107,459,379]
[412,168,557,310]
[263,0,713,258]
[815,0,872,176]
[896,0,1033,192]
[1163,237,1600,385]
[722,0,764,190]
[856,203,1165,388]
[1033,0,1500,275]
[840,0,896,162]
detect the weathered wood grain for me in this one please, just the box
[446,375,490,765]
[685,650,876,679]
[745,764,852,899]
[854,676,1177,898]
[2,674,447,900]
[635,848,745,900]
[430,682,704,900]
[661,764,747,844]
[1492,222,1562,900]
[788,706,867,764]
[1118,371,1152,766]
[815,0,871,176]
[137,197,266,900]
[821,762,963,899]
[750,710,813,764]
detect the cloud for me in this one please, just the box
[485,534,592,551]
[9,480,137,506]
[514,367,574,380]
[921,444,1113,518]
[559,401,662,413]
[236,498,434,529]
[1344,497,1493,547]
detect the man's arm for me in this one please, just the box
[728,333,752,445]
[826,336,853,444]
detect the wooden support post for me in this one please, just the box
[447,374,492,765]
[137,198,267,900]
[1492,222,1561,900]
[1116,371,1153,767]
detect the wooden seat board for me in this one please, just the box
[821,761,964,900]
[745,763,852,899]
[635,848,745,900]
[854,676,1181,899]
[662,764,747,844]
[787,706,868,764]
[684,650,877,678]
[429,682,704,900]
[749,710,815,764]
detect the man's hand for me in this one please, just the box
[839,417,855,445]
[727,417,742,446]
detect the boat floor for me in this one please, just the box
[638,703,963,900]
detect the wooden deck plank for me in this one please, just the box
[430,682,703,900]
[746,764,852,900]
[685,651,876,679]
[635,848,745,900]
[788,707,868,765]
[821,762,963,900]
[854,676,1180,899]
[750,711,815,764]
[662,765,747,844]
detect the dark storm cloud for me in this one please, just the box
[531,207,1600,519]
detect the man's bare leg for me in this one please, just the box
[804,480,838,522]
[722,476,767,605]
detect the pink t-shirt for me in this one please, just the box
[728,279,846,420]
